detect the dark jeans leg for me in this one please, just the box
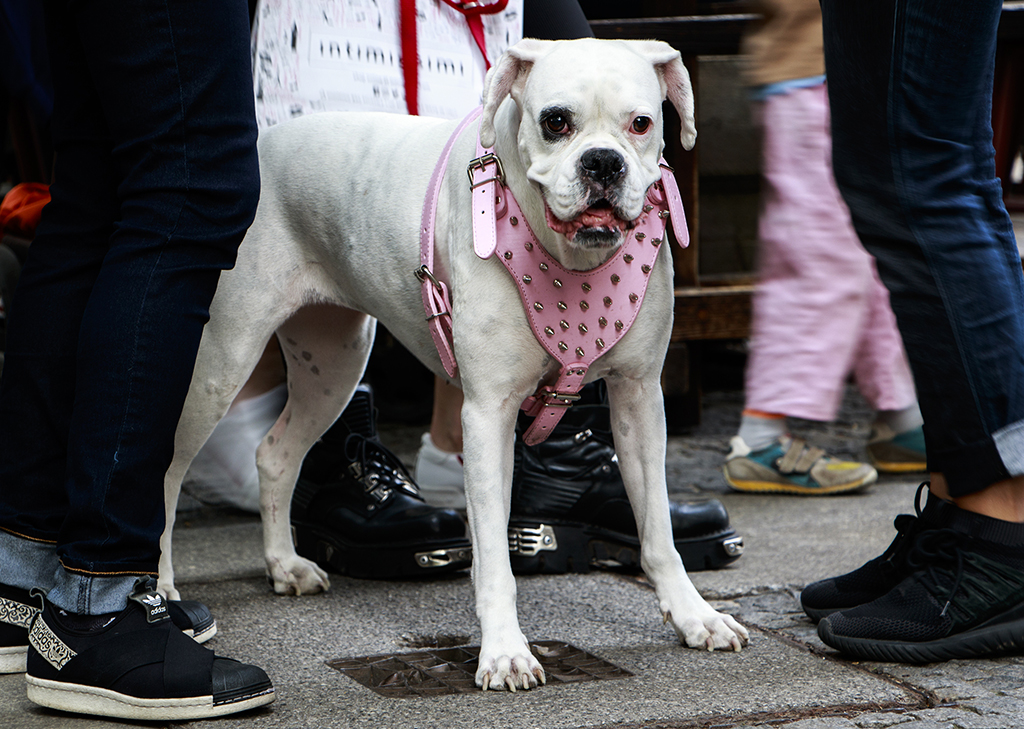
[821,0,1024,497]
[0,0,258,610]
[523,0,592,39]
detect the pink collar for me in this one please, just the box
[419,107,688,444]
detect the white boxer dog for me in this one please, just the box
[158,37,748,691]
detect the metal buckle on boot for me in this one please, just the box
[508,524,558,556]
[573,428,593,444]
[349,463,394,505]
[415,547,473,568]
[722,536,744,557]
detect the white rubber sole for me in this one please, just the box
[185,621,218,644]
[0,645,27,674]
[26,675,274,720]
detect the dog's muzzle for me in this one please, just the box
[580,148,625,187]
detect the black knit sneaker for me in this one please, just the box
[291,384,472,579]
[25,578,274,720]
[818,520,1024,663]
[801,484,955,622]
[1,582,216,675]
[508,383,743,574]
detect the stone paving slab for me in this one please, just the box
[7,386,1024,728]
[81,571,919,729]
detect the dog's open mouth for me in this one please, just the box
[544,199,634,247]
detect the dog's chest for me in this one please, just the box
[491,196,670,369]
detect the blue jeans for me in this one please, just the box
[0,0,258,613]
[821,0,1024,497]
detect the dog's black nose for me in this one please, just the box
[580,148,625,186]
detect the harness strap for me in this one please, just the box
[403,0,508,115]
[417,107,483,378]
[470,139,688,445]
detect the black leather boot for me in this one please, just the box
[508,383,744,574]
[291,384,472,579]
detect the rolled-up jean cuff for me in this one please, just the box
[931,438,1012,498]
[48,568,139,615]
[994,419,1024,478]
[0,528,59,592]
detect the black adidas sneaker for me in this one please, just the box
[1,581,216,675]
[24,578,273,720]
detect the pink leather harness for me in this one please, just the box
[418,107,689,445]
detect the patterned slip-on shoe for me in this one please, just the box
[724,435,877,495]
[0,582,39,673]
[25,579,273,720]
[1,584,216,674]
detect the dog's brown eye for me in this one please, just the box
[631,116,652,134]
[543,115,569,135]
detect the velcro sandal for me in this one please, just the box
[25,579,273,720]
[724,435,877,495]
[866,423,927,473]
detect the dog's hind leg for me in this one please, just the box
[605,375,749,652]
[159,320,280,600]
[257,303,376,595]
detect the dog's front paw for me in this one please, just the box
[476,637,546,692]
[266,554,331,595]
[156,581,181,602]
[668,604,749,652]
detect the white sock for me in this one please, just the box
[181,383,287,513]
[737,413,787,452]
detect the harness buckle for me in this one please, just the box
[546,392,581,407]
[467,153,505,188]
[415,264,444,293]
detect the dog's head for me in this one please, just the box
[480,38,694,251]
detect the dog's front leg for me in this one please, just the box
[462,394,545,691]
[606,376,748,651]
[158,467,184,600]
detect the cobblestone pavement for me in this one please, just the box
[719,590,1024,729]
[671,387,1024,729]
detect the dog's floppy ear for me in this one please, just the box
[479,38,553,148]
[632,41,696,151]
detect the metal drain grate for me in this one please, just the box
[327,640,633,697]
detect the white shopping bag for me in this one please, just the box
[251,0,523,128]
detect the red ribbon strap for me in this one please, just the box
[402,0,510,115]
